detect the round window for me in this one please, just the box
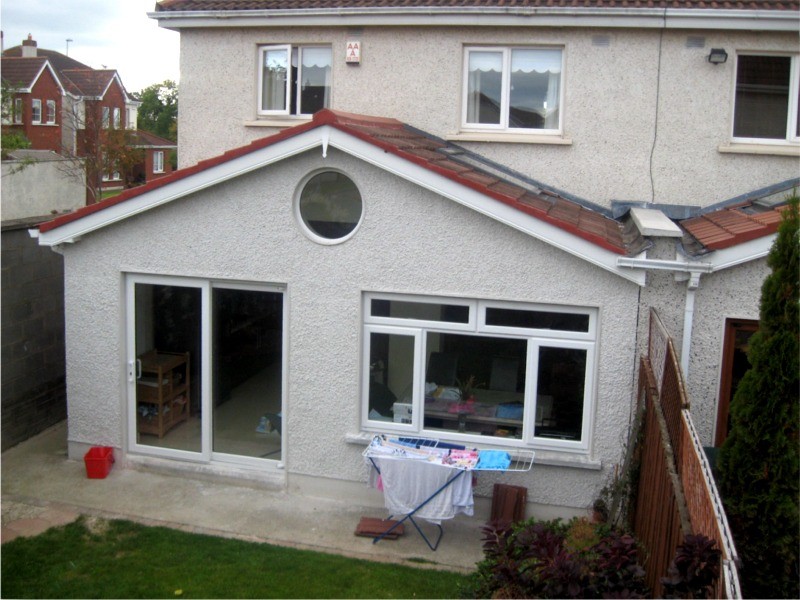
[297,171,363,243]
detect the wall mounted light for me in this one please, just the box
[707,48,728,65]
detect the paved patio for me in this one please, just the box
[1,422,485,572]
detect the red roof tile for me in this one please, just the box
[156,0,799,10]
[38,109,630,254]
[0,57,50,89]
[681,203,787,250]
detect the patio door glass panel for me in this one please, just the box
[133,282,202,453]
[212,287,283,460]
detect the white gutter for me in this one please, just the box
[149,7,799,32]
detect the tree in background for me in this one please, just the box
[134,80,178,169]
[717,196,799,599]
[135,80,177,141]
[1,80,31,162]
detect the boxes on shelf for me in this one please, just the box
[392,402,412,424]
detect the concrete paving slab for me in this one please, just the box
[1,422,486,572]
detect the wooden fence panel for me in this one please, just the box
[632,310,741,598]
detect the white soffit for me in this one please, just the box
[706,233,775,272]
[36,124,645,285]
[35,128,325,247]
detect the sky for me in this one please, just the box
[1,0,180,94]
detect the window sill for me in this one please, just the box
[345,432,601,471]
[447,132,572,145]
[718,143,800,157]
[244,117,313,129]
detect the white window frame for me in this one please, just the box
[153,150,164,174]
[125,273,287,469]
[102,106,110,129]
[461,46,564,135]
[31,99,42,124]
[731,52,800,145]
[46,99,57,124]
[257,44,332,117]
[361,292,597,453]
[113,107,121,129]
[14,98,23,124]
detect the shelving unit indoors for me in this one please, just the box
[136,350,190,438]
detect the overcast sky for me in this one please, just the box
[1,0,180,94]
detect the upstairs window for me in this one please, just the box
[31,99,42,124]
[733,54,799,143]
[14,98,23,124]
[102,106,110,129]
[259,45,332,117]
[46,99,57,124]
[113,107,121,129]
[463,47,563,133]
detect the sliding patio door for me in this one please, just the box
[127,275,284,465]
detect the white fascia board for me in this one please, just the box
[36,129,324,247]
[706,234,775,272]
[325,126,646,285]
[150,8,799,32]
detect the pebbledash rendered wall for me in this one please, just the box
[58,148,641,517]
[634,238,769,448]
[177,25,799,208]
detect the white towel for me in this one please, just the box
[368,457,473,524]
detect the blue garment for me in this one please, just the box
[477,450,511,471]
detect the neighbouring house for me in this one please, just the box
[30,1,799,520]
[128,129,176,185]
[2,35,175,199]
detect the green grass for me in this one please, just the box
[1,517,471,599]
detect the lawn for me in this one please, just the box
[1,517,472,599]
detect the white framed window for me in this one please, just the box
[113,107,121,129]
[126,107,137,129]
[46,99,57,124]
[733,53,799,144]
[14,98,23,124]
[362,293,596,452]
[258,45,332,116]
[31,99,42,124]
[462,46,563,133]
[153,151,164,173]
[295,169,363,244]
[102,106,110,129]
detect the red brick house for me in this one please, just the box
[1,39,65,154]
[2,35,175,199]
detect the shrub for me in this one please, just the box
[716,197,799,599]
[464,517,648,599]
[661,534,721,599]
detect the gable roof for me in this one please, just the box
[2,45,91,72]
[33,109,787,283]
[0,57,64,94]
[35,109,651,282]
[59,69,129,101]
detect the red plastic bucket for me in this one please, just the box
[84,446,115,479]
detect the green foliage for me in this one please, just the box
[464,517,648,599]
[134,80,178,142]
[1,517,470,599]
[716,196,799,599]
[1,130,31,158]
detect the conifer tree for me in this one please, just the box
[717,196,799,599]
